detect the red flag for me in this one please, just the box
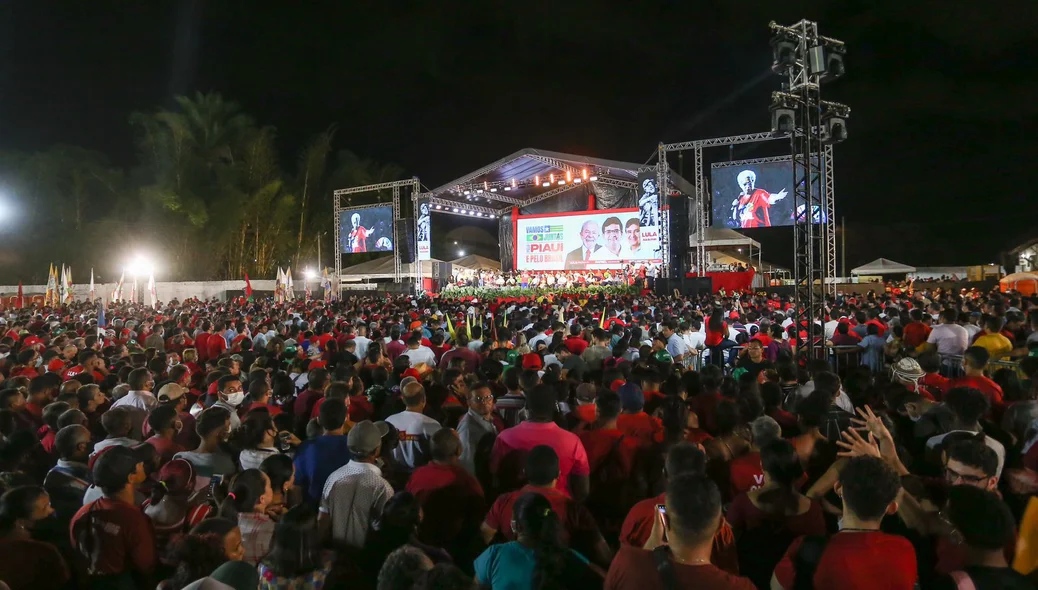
[244,273,254,300]
[16,282,23,309]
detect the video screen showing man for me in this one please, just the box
[564,220,602,269]
[590,216,623,261]
[623,218,642,256]
[348,213,371,253]
[341,207,393,254]
[730,169,787,228]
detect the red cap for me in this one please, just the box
[403,368,422,381]
[521,353,543,370]
[610,379,626,392]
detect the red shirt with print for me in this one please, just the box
[773,531,917,590]
[728,451,765,499]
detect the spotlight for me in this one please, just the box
[489,214,495,218]
[490,188,497,192]
[573,178,582,184]
[542,182,550,187]
[582,169,588,180]
[477,189,484,194]
[535,175,539,185]
[452,208,459,212]
[770,105,796,135]
[464,190,471,195]
[511,178,517,189]
[589,175,598,181]
[823,45,846,82]
[821,102,850,144]
[503,186,511,191]
[557,180,566,185]
[435,204,442,210]
[468,210,475,215]
[770,33,797,74]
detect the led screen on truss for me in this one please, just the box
[514,207,662,271]
[711,158,826,229]
[339,206,394,254]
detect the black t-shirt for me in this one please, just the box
[737,357,772,379]
[930,566,1034,590]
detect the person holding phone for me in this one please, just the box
[605,473,755,589]
[234,410,300,471]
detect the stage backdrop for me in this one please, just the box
[339,206,394,254]
[514,207,662,271]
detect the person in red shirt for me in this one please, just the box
[902,309,933,349]
[949,347,1005,416]
[620,442,739,574]
[70,445,157,588]
[0,485,71,590]
[194,322,213,364]
[481,445,612,567]
[772,456,916,590]
[564,325,589,356]
[577,390,643,535]
[615,383,664,447]
[62,350,108,383]
[762,381,798,436]
[206,323,228,361]
[605,472,755,589]
[405,428,485,553]
[293,368,329,434]
[728,416,781,501]
[639,369,666,414]
[385,327,407,362]
[918,350,951,400]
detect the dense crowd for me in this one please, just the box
[446,264,660,291]
[0,285,1036,590]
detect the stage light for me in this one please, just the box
[535,175,539,185]
[503,186,511,191]
[511,178,517,189]
[464,190,471,195]
[125,255,155,277]
[589,175,598,181]
[435,204,442,210]
[821,102,850,144]
[542,182,550,187]
[489,214,496,218]
[484,181,489,191]
[557,180,566,185]
[582,169,588,180]
[304,268,317,280]
[573,178,582,184]
[458,250,465,256]
[823,45,846,81]
[452,208,459,212]
[490,187,497,192]
[477,189,484,194]
[770,32,797,74]
[549,174,555,184]
[566,170,572,182]
[770,105,795,135]
[468,210,475,215]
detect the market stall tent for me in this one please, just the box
[1000,272,1038,296]
[850,258,917,275]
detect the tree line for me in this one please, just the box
[0,92,405,284]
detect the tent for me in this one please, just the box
[449,254,501,271]
[690,228,760,250]
[850,258,917,275]
[340,257,448,281]
[1000,272,1038,296]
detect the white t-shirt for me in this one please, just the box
[353,336,372,358]
[927,323,969,357]
[384,410,442,470]
[824,320,841,340]
[403,346,436,367]
[590,246,623,261]
[926,430,1005,477]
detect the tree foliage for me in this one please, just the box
[0,92,405,283]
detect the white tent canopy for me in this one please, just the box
[340,257,448,281]
[449,254,501,271]
[851,258,917,275]
[690,228,760,249]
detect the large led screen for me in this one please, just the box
[711,160,796,229]
[514,208,662,271]
[339,206,394,254]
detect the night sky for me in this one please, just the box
[2,2,1035,271]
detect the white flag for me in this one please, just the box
[90,268,95,301]
[148,272,157,308]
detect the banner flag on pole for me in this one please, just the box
[89,268,95,302]
[244,273,254,300]
[64,266,73,304]
[147,272,157,308]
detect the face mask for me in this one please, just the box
[225,392,245,407]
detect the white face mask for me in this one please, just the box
[224,392,245,407]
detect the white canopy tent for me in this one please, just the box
[690,228,763,272]
[449,254,501,271]
[851,258,917,275]
[340,257,448,281]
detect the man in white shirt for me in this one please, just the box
[109,367,157,440]
[353,324,372,359]
[528,322,551,351]
[319,420,394,548]
[926,308,969,358]
[824,316,842,340]
[590,216,624,261]
[402,335,436,368]
[384,382,442,471]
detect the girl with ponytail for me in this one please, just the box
[145,458,209,563]
[474,492,601,590]
[218,468,275,565]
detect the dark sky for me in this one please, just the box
[2,1,1035,270]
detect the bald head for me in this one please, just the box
[402,381,426,409]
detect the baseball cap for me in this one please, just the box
[618,382,644,412]
[653,350,673,364]
[521,353,543,370]
[347,420,390,455]
[157,383,187,403]
[91,445,147,490]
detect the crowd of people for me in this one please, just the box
[446,264,660,291]
[0,285,1035,590]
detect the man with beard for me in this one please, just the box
[730,170,787,228]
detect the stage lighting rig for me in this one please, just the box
[769,91,798,136]
[770,31,798,74]
[820,101,850,144]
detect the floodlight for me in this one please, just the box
[770,33,797,74]
[823,45,846,81]
[125,256,155,277]
[304,268,318,280]
[589,175,598,181]
[770,104,795,135]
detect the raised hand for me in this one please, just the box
[836,427,882,459]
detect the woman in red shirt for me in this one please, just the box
[705,309,736,367]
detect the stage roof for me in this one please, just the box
[424,148,696,212]
[690,228,761,249]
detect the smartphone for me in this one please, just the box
[655,504,669,542]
